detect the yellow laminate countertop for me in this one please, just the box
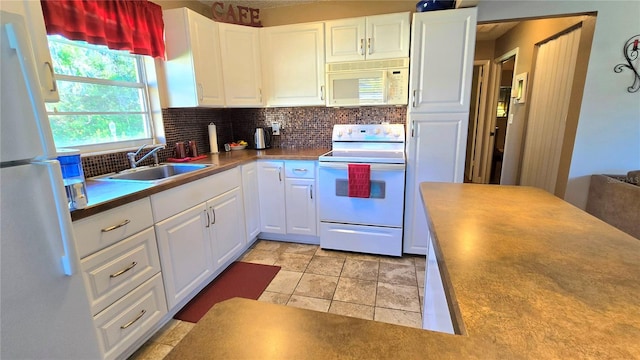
[165,183,640,359]
[420,182,640,359]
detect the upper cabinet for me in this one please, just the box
[2,0,59,102]
[325,12,410,63]
[408,8,477,113]
[261,22,325,107]
[218,23,264,107]
[163,8,225,107]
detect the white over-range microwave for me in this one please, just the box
[325,58,409,107]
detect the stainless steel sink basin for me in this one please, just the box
[93,163,210,184]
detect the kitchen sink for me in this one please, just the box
[93,163,211,184]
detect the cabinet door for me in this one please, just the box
[241,162,260,242]
[325,17,365,62]
[403,113,468,254]
[219,23,263,107]
[163,8,225,107]
[365,12,410,60]
[262,23,325,106]
[2,0,59,102]
[285,178,317,236]
[409,8,477,113]
[257,161,286,234]
[208,187,246,270]
[155,203,213,310]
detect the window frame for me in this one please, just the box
[46,36,165,154]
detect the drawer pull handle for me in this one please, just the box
[120,309,146,330]
[101,219,130,232]
[110,261,137,278]
[205,209,211,228]
[293,168,308,172]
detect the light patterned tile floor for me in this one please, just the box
[129,240,426,359]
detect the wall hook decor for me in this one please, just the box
[613,34,640,93]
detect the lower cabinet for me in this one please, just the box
[257,160,287,234]
[422,230,454,334]
[154,203,213,310]
[285,176,316,236]
[155,185,246,310]
[241,162,261,242]
[258,160,318,240]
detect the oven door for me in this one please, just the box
[318,162,405,227]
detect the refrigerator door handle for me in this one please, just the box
[36,160,75,276]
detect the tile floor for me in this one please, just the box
[130,240,426,360]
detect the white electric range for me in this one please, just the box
[318,124,406,256]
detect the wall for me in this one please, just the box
[477,0,640,209]
[474,40,495,60]
[152,0,211,18]
[260,1,417,26]
[81,106,405,177]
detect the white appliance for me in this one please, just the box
[318,124,406,256]
[325,58,409,107]
[0,11,102,359]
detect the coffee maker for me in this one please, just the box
[57,149,88,210]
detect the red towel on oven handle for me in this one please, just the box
[348,163,370,198]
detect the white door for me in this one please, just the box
[325,17,365,62]
[241,162,260,242]
[190,13,225,106]
[154,203,213,310]
[209,187,246,270]
[219,23,263,107]
[285,178,317,236]
[365,12,410,60]
[520,27,582,194]
[404,113,468,254]
[409,8,477,113]
[257,161,286,234]
[261,22,325,106]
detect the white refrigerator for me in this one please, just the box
[0,11,102,359]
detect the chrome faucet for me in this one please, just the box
[127,144,165,168]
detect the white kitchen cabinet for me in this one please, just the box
[403,8,477,255]
[1,0,59,102]
[163,8,225,107]
[154,203,213,310]
[422,231,454,334]
[408,8,477,113]
[257,160,286,234]
[218,22,263,107]
[72,197,166,360]
[285,161,317,236]
[209,187,246,269]
[241,162,261,242]
[324,12,410,63]
[261,22,326,106]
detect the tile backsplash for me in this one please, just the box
[81,106,406,178]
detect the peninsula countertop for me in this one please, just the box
[165,183,640,359]
[71,148,328,221]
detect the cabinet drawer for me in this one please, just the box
[93,273,167,360]
[285,161,316,179]
[81,227,161,315]
[74,198,153,258]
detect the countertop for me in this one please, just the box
[71,148,328,221]
[165,183,640,359]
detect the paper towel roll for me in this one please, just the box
[208,123,219,154]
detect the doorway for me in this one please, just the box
[490,56,515,184]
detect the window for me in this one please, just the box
[45,35,159,153]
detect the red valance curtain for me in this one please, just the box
[40,0,165,58]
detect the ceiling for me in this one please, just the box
[199,1,518,40]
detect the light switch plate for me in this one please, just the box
[271,121,281,135]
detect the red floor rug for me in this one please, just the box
[174,261,281,323]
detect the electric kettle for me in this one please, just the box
[254,127,272,149]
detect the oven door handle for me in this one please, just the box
[318,162,405,171]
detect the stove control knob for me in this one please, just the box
[337,131,343,137]
[384,128,391,135]
[394,131,401,138]
[347,128,353,135]
[374,128,381,135]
